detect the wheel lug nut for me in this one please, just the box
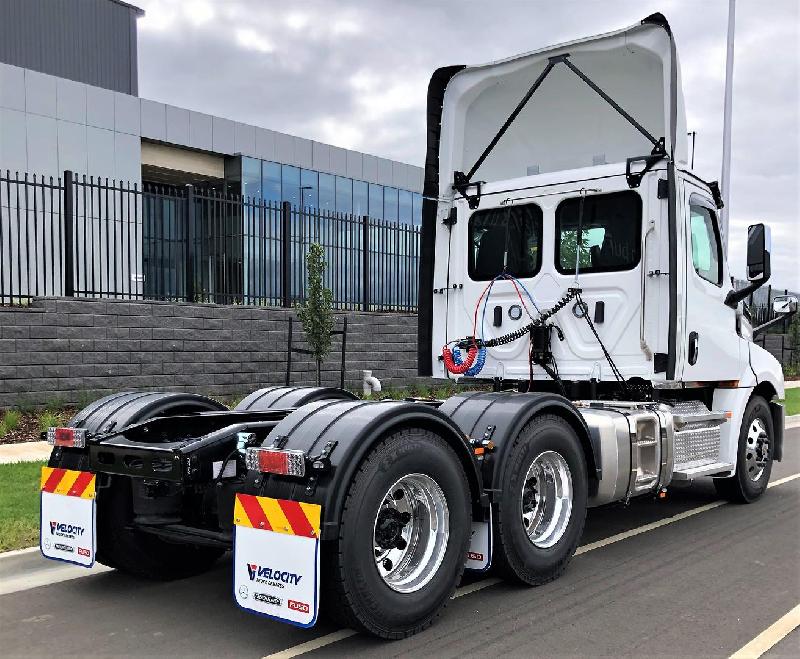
[382,558,393,571]
[396,538,407,550]
[393,489,404,500]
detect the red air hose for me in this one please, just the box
[442,344,478,374]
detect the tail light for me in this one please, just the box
[47,427,87,448]
[246,447,306,477]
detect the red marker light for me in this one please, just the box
[245,447,306,477]
[47,427,87,448]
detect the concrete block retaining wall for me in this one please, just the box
[0,297,428,407]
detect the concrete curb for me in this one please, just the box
[0,441,50,465]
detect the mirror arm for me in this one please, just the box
[725,252,771,308]
[753,309,796,337]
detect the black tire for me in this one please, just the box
[322,428,472,639]
[49,392,226,579]
[493,414,588,585]
[713,395,774,503]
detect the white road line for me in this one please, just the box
[0,563,112,596]
[263,471,800,658]
[452,577,502,599]
[263,630,359,659]
[575,501,726,555]
[767,473,800,488]
[729,603,800,659]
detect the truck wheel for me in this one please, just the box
[322,428,471,639]
[493,414,588,585]
[714,395,774,503]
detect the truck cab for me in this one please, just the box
[418,13,786,404]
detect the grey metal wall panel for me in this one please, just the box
[0,0,141,95]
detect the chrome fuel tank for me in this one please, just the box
[577,402,673,507]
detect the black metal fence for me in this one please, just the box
[0,170,420,311]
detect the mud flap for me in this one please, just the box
[465,506,492,571]
[39,467,96,567]
[233,494,322,628]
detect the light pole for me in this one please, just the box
[721,0,736,251]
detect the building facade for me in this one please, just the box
[0,0,423,223]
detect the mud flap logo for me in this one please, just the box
[288,600,310,614]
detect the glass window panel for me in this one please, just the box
[399,190,413,224]
[319,173,335,212]
[353,180,368,217]
[262,161,281,205]
[336,176,353,214]
[412,193,423,226]
[369,183,383,220]
[555,190,641,274]
[282,165,300,207]
[300,169,318,209]
[689,204,722,285]
[384,187,399,222]
[469,204,543,281]
[242,157,262,200]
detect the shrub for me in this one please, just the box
[38,411,60,433]
[296,243,335,386]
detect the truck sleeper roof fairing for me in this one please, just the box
[438,13,687,193]
[418,13,685,377]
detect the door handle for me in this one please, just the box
[688,331,699,365]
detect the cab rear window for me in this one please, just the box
[468,203,543,281]
[555,191,641,274]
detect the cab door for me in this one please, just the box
[679,184,743,381]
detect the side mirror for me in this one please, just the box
[725,223,772,308]
[746,223,771,282]
[773,295,798,315]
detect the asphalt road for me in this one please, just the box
[1,430,798,658]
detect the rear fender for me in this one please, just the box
[438,392,599,498]
[235,386,357,411]
[251,400,484,541]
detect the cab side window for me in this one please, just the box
[689,204,722,286]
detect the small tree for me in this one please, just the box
[297,243,335,386]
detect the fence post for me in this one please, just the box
[281,201,291,308]
[184,184,195,302]
[62,170,75,297]
[361,215,370,312]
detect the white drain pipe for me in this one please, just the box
[363,370,382,397]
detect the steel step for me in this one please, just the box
[671,461,735,482]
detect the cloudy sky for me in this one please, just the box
[134,0,799,289]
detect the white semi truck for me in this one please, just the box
[41,13,795,639]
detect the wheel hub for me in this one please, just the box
[374,507,411,550]
[745,417,770,482]
[520,450,573,548]
[372,473,449,594]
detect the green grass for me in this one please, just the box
[784,388,800,416]
[0,461,44,552]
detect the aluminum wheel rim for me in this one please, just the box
[372,473,449,593]
[520,450,573,548]
[745,417,770,482]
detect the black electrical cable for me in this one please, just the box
[459,288,580,349]
[575,290,630,397]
